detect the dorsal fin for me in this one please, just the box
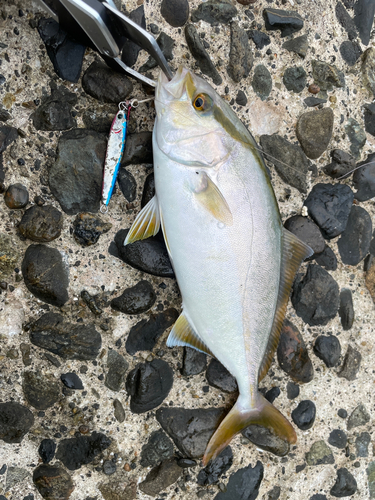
[124,196,160,245]
[258,228,313,381]
[167,311,215,357]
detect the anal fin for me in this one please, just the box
[258,228,313,381]
[124,196,160,245]
[167,312,214,358]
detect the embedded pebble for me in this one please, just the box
[206,359,238,393]
[296,108,334,159]
[141,172,155,207]
[305,440,334,466]
[314,246,338,271]
[330,468,357,497]
[367,462,375,499]
[4,183,29,209]
[104,350,129,392]
[303,183,354,239]
[263,8,303,37]
[214,461,263,500]
[282,34,308,58]
[0,402,34,444]
[364,103,375,137]
[337,205,372,265]
[311,60,345,91]
[283,66,307,93]
[361,47,375,97]
[38,439,57,464]
[355,432,371,457]
[191,0,237,25]
[181,347,207,376]
[227,22,252,83]
[340,40,362,66]
[248,30,271,50]
[242,425,290,456]
[345,118,366,159]
[82,60,133,103]
[335,1,357,40]
[18,205,63,242]
[338,345,362,381]
[33,464,74,500]
[140,430,174,467]
[113,399,125,423]
[0,125,18,154]
[60,372,83,390]
[111,280,156,315]
[72,213,112,247]
[121,132,153,167]
[31,85,77,131]
[252,64,272,100]
[353,152,375,201]
[126,359,174,413]
[291,264,340,326]
[22,244,69,306]
[354,0,375,45]
[139,458,182,496]
[277,319,314,383]
[286,382,300,400]
[161,0,189,27]
[313,335,341,368]
[328,429,347,449]
[323,149,356,179]
[284,215,325,256]
[339,289,354,330]
[117,168,137,202]
[235,90,247,106]
[121,6,146,68]
[185,24,222,85]
[197,447,233,486]
[56,432,111,470]
[291,400,316,430]
[347,404,370,430]
[22,370,60,410]
[0,234,20,277]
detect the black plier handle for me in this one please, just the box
[33,0,174,86]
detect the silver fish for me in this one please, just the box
[125,66,312,465]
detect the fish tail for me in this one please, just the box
[202,393,296,466]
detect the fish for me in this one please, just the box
[124,66,313,465]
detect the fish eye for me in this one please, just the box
[192,93,213,113]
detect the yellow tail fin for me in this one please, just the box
[202,394,296,466]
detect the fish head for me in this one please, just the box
[154,66,254,168]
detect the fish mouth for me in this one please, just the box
[155,66,191,114]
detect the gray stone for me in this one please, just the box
[191,0,237,25]
[338,345,362,381]
[339,289,354,330]
[56,432,111,470]
[140,430,174,467]
[330,468,357,497]
[185,24,222,85]
[227,22,252,83]
[362,48,375,97]
[31,85,77,131]
[263,8,303,37]
[214,461,263,500]
[140,32,174,72]
[139,458,182,496]
[296,108,334,159]
[252,64,272,100]
[283,66,307,93]
[18,205,63,242]
[354,0,375,45]
[355,432,371,457]
[113,399,125,423]
[111,280,156,315]
[181,347,207,376]
[305,440,334,465]
[0,402,34,444]
[340,40,362,66]
[337,205,372,265]
[284,216,325,256]
[282,34,308,58]
[82,60,133,103]
[22,370,60,410]
[367,461,375,498]
[206,359,238,393]
[347,404,370,430]
[33,464,74,500]
[345,118,366,159]
[242,425,290,456]
[161,0,189,27]
[105,350,129,392]
[336,1,358,39]
[312,60,345,91]
[5,466,30,492]
[353,152,375,201]
[0,233,20,278]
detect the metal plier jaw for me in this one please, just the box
[33,0,174,86]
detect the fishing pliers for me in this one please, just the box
[33,0,174,86]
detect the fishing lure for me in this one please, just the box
[101,101,131,213]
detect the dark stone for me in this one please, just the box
[161,0,189,27]
[191,0,237,25]
[347,404,370,430]
[305,440,335,466]
[260,134,309,193]
[227,22,252,83]
[102,460,116,475]
[206,359,238,393]
[268,486,281,500]
[140,430,174,467]
[0,125,18,154]
[354,0,375,45]
[286,381,300,400]
[80,290,102,316]
[185,24,222,85]
[4,183,29,209]
[113,399,125,423]
[61,373,83,390]
[296,108,334,159]
[31,85,77,131]
[139,458,182,496]
[338,345,362,381]
[22,370,60,410]
[126,359,173,413]
[156,407,226,458]
[235,90,247,106]
[0,234,18,278]
[125,308,178,355]
[328,429,347,449]
[141,172,155,207]
[29,312,102,360]
[248,30,270,50]
[121,6,146,67]
[21,244,69,307]
[313,335,341,367]
[38,439,56,463]
[56,432,111,470]
[330,468,357,497]
[355,432,371,457]
[197,447,233,486]
[303,183,354,239]
[111,280,156,315]
[49,129,106,215]
[104,350,128,392]
[214,461,263,500]
[18,205,63,242]
[0,402,34,443]
[340,41,362,66]
[263,8,303,37]
[338,205,372,265]
[0,105,11,122]
[117,168,137,202]
[310,496,327,500]
[33,464,74,500]
[364,103,375,137]
[112,228,174,278]
[338,409,348,419]
[291,400,316,430]
[339,289,354,330]
[315,246,337,271]
[304,97,328,107]
[283,66,307,93]
[121,132,153,167]
[264,386,280,403]
[37,17,85,82]
[242,425,290,456]
[82,60,133,103]
[362,48,375,97]
[282,34,308,58]
[284,216,325,256]
[335,2,358,40]
[345,118,366,159]
[311,60,345,91]
[82,105,116,133]
[292,264,340,326]
[72,213,112,247]
[277,319,314,383]
[140,32,175,72]
[251,64,272,100]
[353,152,375,201]
[181,347,207,376]
[323,149,356,179]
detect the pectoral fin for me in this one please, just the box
[167,311,214,357]
[124,196,160,245]
[258,228,313,381]
[194,173,233,226]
